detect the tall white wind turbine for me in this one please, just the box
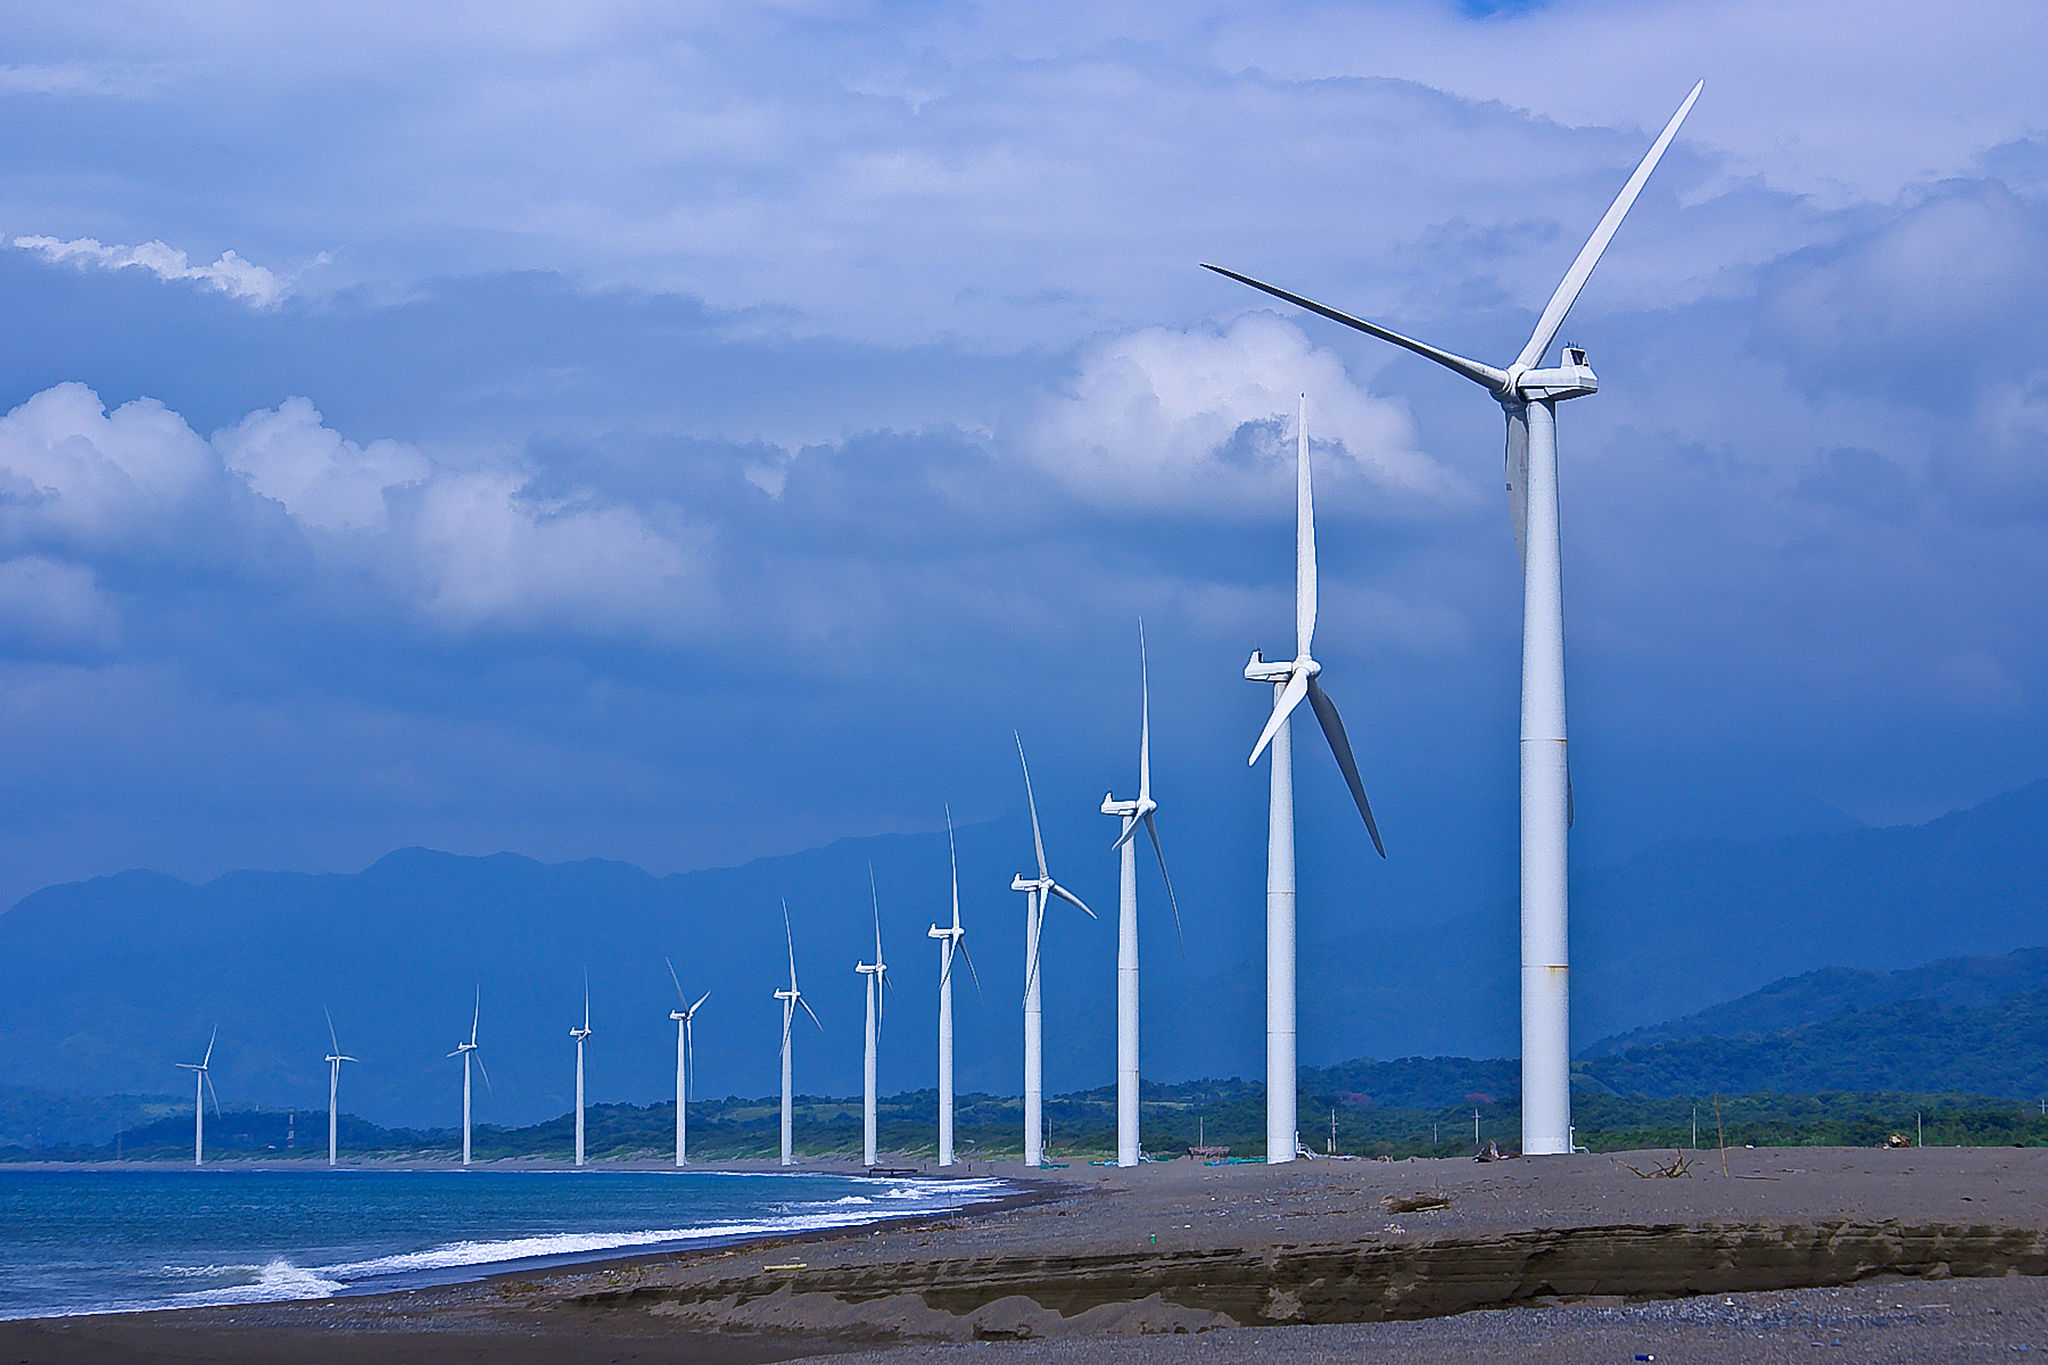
[448,988,490,1167]
[856,865,890,1169]
[666,959,709,1166]
[774,900,822,1167]
[1101,625,1181,1167]
[176,1027,220,1167]
[322,1008,356,1168]
[1204,82,1701,1155]
[1011,736,1094,1168]
[1237,396,1388,1164]
[570,974,592,1168]
[929,812,980,1167]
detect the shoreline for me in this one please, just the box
[6,1147,2048,1361]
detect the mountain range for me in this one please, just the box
[1,780,2046,1128]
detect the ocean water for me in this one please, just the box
[0,1167,1006,1320]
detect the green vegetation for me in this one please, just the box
[16,1079,2048,1164]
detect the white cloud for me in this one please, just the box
[12,236,293,308]
[0,557,120,657]
[0,382,226,556]
[0,384,707,640]
[1020,315,1463,516]
[215,398,429,532]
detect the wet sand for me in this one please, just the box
[7,1146,2048,1362]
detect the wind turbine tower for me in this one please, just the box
[1101,625,1181,1167]
[1238,396,1387,1163]
[775,900,823,1167]
[322,1008,356,1168]
[570,976,592,1167]
[929,813,978,1167]
[666,960,709,1166]
[1012,736,1094,1167]
[857,867,890,1169]
[176,1027,220,1167]
[448,989,490,1167]
[1205,83,1701,1154]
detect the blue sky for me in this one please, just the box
[0,0,2043,913]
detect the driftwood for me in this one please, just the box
[1618,1149,1697,1179]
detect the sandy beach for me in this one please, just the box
[6,1145,2048,1362]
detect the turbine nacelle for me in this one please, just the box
[1099,793,1144,818]
[1244,650,1318,684]
[1509,348,1599,403]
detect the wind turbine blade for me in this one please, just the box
[801,995,823,1032]
[1142,812,1185,956]
[946,806,961,930]
[324,1006,340,1056]
[1306,677,1387,858]
[582,969,590,1033]
[1505,406,1529,571]
[1111,816,1140,854]
[475,1052,492,1094]
[1049,880,1095,919]
[1297,393,1316,659]
[1202,264,1507,390]
[691,990,710,1015]
[1249,668,1311,765]
[204,1071,220,1117]
[667,957,686,1008]
[1137,620,1152,806]
[1513,80,1703,370]
[1016,733,1049,881]
[1567,763,1576,830]
[869,862,884,962]
[782,899,798,991]
[202,1026,216,1069]
[959,941,984,1001]
[470,987,480,1048]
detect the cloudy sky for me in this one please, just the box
[0,0,2043,915]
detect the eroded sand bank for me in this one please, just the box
[6,1146,2048,1362]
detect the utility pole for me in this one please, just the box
[1473,1107,1481,1149]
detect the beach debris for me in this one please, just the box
[1188,1145,1231,1160]
[763,1261,807,1273]
[1618,1150,1696,1179]
[1474,1140,1519,1161]
[1382,1193,1452,1214]
[1885,1133,1912,1148]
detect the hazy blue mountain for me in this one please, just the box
[2,780,2047,1128]
[1584,947,2048,1056]
[1578,990,2048,1101]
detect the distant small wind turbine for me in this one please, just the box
[322,1007,357,1168]
[856,865,891,1169]
[1239,395,1386,1163]
[570,973,592,1168]
[1204,83,1702,1154]
[1101,624,1181,1168]
[929,811,980,1167]
[176,1027,220,1167]
[448,988,491,1167]
[774,900,822,1167]
[1011,735,1094,1168]
[666,960,709,1166]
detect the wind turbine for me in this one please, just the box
[1203,82,1701,1155]
[1011,735,1094,1168]
[570,974,592,1168]
[1235,395,1387,1164]
[322,1008,356,1168]
[929,811,980,1167]
[774,899,822,1167]
[448,988,490,1167]
[1101,624,1181,1167]
[856,865,890,1169]
[176,1027,220,1167]
[666,960,709,1166]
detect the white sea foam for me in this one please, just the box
[160,1259,347,1309]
